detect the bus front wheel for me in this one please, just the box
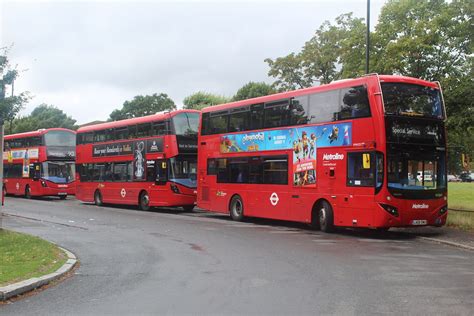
[139,191,150,211]
[94,190,103,206]
[230,195,244,222]
[318,201,334,233]
[25,185,32,199]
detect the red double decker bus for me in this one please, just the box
[3,128,76,199]
[197,75,448,232]
[76,110,199,211]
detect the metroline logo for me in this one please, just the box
[412,203,429,209]
[323,153,344,160]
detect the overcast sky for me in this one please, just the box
[1,0,386,125]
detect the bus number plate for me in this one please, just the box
[411,219,427,226]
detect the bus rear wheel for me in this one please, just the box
[139,191,150,211]
[25,185,32,199]
[318,201,334,233]
[230,195,244,221]
[94,190,103,206]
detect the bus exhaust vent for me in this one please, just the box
[201,186,210,201]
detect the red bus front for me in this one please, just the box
[3,128,76,199]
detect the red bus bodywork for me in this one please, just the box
[197,75,448,230]
[3,128,76,199]
[75,110,199,210]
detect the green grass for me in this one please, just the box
[448,182,474,211]
[447,210,474,231]
[0,229,66,286]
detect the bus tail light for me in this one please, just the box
[170,183,180,194]
[40,180,48,187]
[439,205,448,215]
[379,203,399,217]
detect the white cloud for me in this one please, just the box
[2,0,386,124]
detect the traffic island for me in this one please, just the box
[0,229,77,301]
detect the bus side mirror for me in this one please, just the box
[155,160,168,185]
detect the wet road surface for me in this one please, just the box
[1,196,473,315]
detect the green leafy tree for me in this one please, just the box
[1,47,30,133]
[109,93,176,121]
[372,0,472,81]
[265,13,367,90]
[12,104,77,134]
[183,92,229,110]
[232,82,276,101]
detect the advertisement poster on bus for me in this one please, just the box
[133,140,146,181]
[220,122,352,186]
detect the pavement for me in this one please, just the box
[393,226,474,250]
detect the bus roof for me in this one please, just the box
[201,74,439,113]
[77,109,200,134]
[4,128,76,140]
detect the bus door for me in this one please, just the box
[345,151,376,227]
[249,156,290,221]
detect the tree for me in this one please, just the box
[109,93,176,121]
[265,13,367,91]
[183,92,229,110]
[232,82,276,101]
[11,104,77,134]
[0,47,30,133]
[372,0,472,81]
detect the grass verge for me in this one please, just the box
[0,229,67,286]
[447,211,474,231]
[448,183,474,211]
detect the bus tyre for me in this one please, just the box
[230,195,244,222]
[139,191,150,211]
[94,190,103,206]
[25,185,32,199]
[318,201,334,233]
[59,195,67,200]
[182,205,194,212]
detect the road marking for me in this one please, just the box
[3,213,88,230]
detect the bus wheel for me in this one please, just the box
[318,201,334,233]
[94,190,103,206]
[139,191,150,211]
[59,195,67,200]
[230,195,244,221]
[182,205,194,212]
[25,185,32,199]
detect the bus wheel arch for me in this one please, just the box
[312,199,334,233]
[229,194,244,222]
[94,190,103,206]
[139,190,151,211]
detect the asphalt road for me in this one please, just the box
[1,196,473,315]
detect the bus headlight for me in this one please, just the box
[170,183,180,194]
[439,205,448,215]
[379,203,399,217]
